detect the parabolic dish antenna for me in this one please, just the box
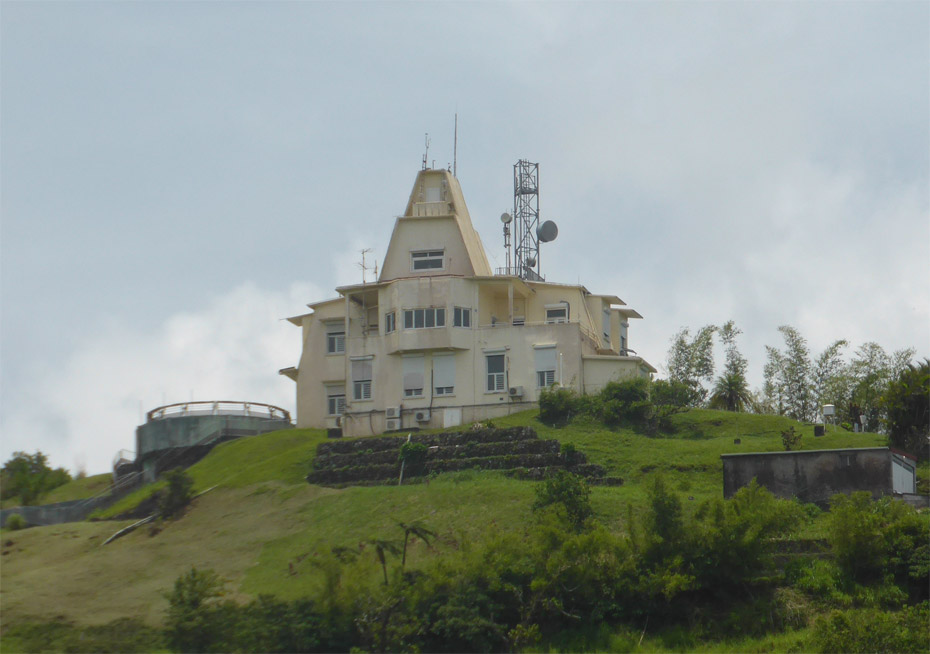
[536,220,559,243]
[500,212,513,224]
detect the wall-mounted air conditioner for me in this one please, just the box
[415,410,431,423]
[386,418,401,431]
[385,406,401,419]
[509,386,524,398]
[325,416,342,429]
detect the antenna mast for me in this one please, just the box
[421,133,431,170]
[513,160,541,280]
[358,248,373,284]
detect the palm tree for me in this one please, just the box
[365,539,401,585]
[398,521,436,570]
[709,372,753,412]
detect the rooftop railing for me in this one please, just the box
[145,401,291,423]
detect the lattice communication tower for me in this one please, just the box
[513,160,542,280]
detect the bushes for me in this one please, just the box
[158,469,194,519]
[4,512,27,530]
[827,492,930,599]
[153,488,930,653]
[538,378,692,434]
[813,603,929,653]
[532,470,592,531]
[538,385,577,425]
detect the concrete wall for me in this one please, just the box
[721,447,909,506]
[0,473,144,527]
[136,415,291,460]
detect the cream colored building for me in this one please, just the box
[280,168,656,435]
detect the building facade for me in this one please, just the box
[281,168,656,436]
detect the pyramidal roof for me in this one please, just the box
[378,169,492,282]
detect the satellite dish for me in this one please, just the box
[525,255,536,267]
[536,220,559,243]
[500,212,512,224]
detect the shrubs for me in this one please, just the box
[812,603,930,654]
[532,470,592,531]
[158,469,194,519]
[827,492,930,598]
[538,378,693,434]
[538,385,577,425]
[781,426,802,451]
[4,513,27,531]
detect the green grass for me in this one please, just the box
[1,473,112,509]
[0,408,905,639]
[92,427,330,519]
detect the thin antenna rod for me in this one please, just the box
[358,248,373,283]
[453,113,458,177]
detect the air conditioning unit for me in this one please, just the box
[325,416,342,429]
[385,406,401,419]
[386,418,401,431]
[415,410,431,423]
[509,386,524,398]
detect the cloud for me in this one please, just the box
[1,280,323,475]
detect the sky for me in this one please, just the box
[2,1,928,475]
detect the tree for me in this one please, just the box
[532,470,593,531]
[709,371,753,412]
[813,339,850,415]
[164,567,233,653]
[762,326,815,421]
[158,469,194,519]
[847,343,916,432]
[398,521,436,571]
[709,322,753,412]
[0,451,71,506]
[880,358,929,459]
[718,320,748,379]
[666,325,717,406]
[366,539,402,585]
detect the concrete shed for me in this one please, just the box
[721,447,917,507]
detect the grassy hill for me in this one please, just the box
[0,472,112,510]
[0,408,917,652]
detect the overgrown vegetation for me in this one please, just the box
[154,481,928,653]
[1,415,922,653]
[158,469,195,519]
[539,377,694,434]
[0,450,71,506]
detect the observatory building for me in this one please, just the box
[280,164,656,436]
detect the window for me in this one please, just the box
[403,356,424,398]
[325,323,345,354]
[326,387,346,416]
[453,306,471,327]
[403,307,445,329]
[603,308,611,342]
[433,354,455,395]
[545,303,569,324]
[351,357,373,401]
[486,354,506,392]
[620,321,629,354]
[384,311,396,334]
[535,346,557,389]
[411,249,444,270]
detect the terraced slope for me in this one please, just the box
[307,426,619,486]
